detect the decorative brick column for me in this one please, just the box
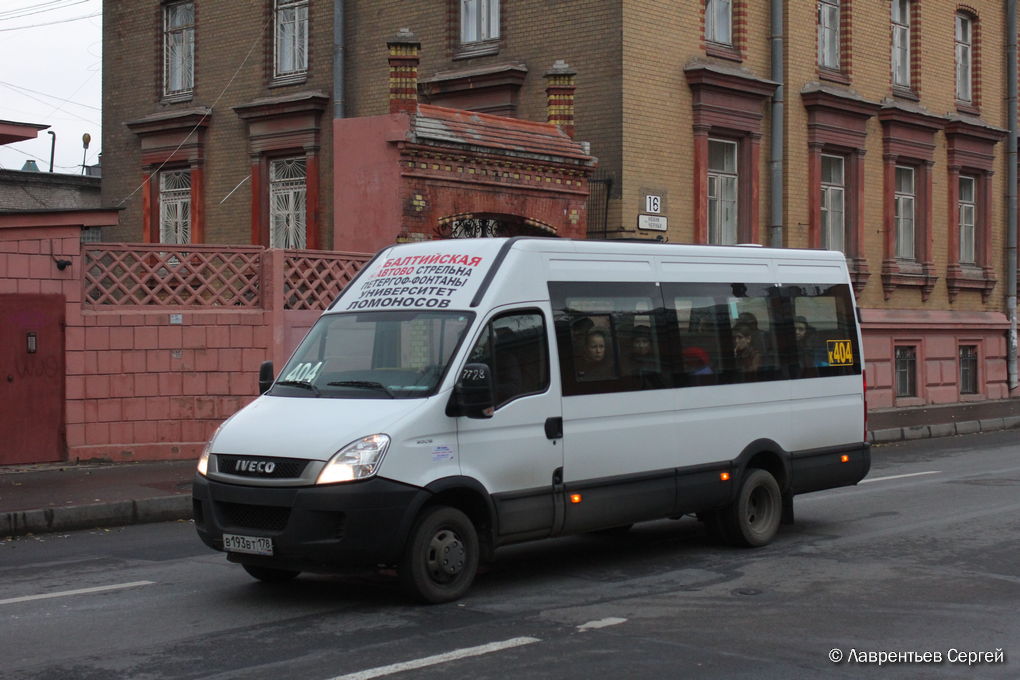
[387,28,421,115]
[544,60,577,139]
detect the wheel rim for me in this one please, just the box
[746,485,776,534]
[425,527,467,583]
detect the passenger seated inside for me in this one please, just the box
[794,315,827,369]
[732,323,761,373]
[738,311,770,359]
[682,346,713,376]
[628,326,658,373]
[578,328,616,381]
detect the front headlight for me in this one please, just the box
[197,440,212,476]
[316,434,391,484]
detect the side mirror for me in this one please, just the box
[451,362,495,419]
[258,360,275,395]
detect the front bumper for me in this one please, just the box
[192,474,427,571]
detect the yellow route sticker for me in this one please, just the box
[826,340,854,366]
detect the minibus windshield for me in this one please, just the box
[269,310,474,399]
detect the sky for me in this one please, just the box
[0,0,102,175]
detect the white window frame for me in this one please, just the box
[269,157,307,249]
[159,170,192,245]
[895,165,915,260]
[708,139,738,245]
[959,175,977,265]
[460,0,500,45]
[955,13,973,103]
[891,0,911,88]
[705,0,733,46]
[820,154,845,252]
[163,2,195,98]
[818,0,840,70]
[275,0,309,79]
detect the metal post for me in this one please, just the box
[768,0,784,248]
[1007,0,1018,391]
[333,0,345,119]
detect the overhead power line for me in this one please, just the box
[0,0,92,22]
[0,10,100,32]
[0,80,101,112]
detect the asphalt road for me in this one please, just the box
[1,430,1018,679]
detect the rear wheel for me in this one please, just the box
[721,468,782,547]
[399,506,479,604]
[242,564,301,583]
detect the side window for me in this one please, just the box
[664,282,782,385]
[468,310,549,408]
[784,283,861,378]
[550,282,665,396]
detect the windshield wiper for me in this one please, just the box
[274,380,321,396]
[327,380,395,398]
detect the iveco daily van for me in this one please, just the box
[193,237,870,602]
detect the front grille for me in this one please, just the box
[217,501,290,532]
[216,455,309,479]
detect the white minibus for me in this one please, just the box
[193,237,870,602]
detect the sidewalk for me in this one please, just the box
[1,459,194,538]
[2,402,1019,538]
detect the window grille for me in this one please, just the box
[159,170,192,245]
[959,345,978,394]
[895,346,917,397]
[270,158,307,249]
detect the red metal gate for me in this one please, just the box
[0,295,65,464]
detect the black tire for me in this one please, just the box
[242,564,301,583]
[720,468,782,547]
[399,506,479,604]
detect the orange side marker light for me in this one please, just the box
[720,472,731,482]
[570,493,583,504]
[841,455,850,463]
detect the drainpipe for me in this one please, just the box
[1008,0,1018,391]
[768,0,784,248]
[333,0,345,118]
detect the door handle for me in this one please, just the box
[544,416,563,440]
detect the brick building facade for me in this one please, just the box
[101,1,1019,413]
[102,0,336,248]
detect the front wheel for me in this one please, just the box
[720,468,782,547]
[399,506,479,604]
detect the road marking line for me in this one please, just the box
[861,471,941,484]
[329,637,540,680]
[577,617,628,632]
[0,580,155,606]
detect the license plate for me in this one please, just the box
[222,533,273,556]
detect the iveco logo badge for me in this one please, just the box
[234,460,276,474]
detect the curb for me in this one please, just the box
[869,416,1020,445]
[3,495,191,538]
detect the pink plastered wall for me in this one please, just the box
[1,214,368,464]
[66,308,271,461]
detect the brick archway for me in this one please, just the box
[434,213,558,239]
